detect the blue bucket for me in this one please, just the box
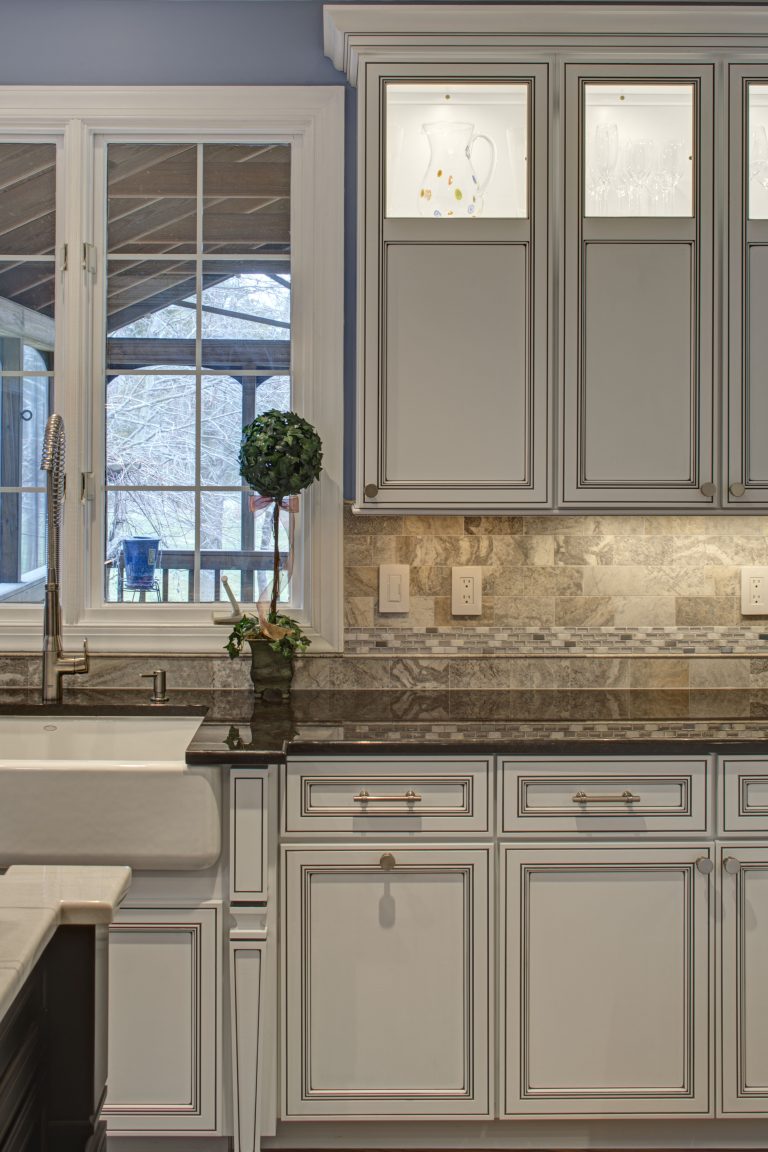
[122,537,160,589]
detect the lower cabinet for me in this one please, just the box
[104,904,220,1134]
[720,843,768,1115]
[281,844,492,1119]
[501,843,713,1118]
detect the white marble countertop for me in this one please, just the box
[0,864,131,1027]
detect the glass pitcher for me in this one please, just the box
[417,121,497,217]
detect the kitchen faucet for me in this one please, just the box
[41,414,89,703]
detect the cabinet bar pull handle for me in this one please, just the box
[354,790,422,804]
[572,790,641,805]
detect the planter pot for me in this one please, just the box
[247,639,293,702]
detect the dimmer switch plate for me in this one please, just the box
[741,567,768,615]
[452,566,483,616]
[379,564,410,613]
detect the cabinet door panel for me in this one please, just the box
[563,63,714,507]
[282,845,491,1118]
[384,242,529,486]
[582,241,694,484]
[745,245,768,483]
[720,846,768,1114]
[502,845,711,1117]
[104,906,219,1133]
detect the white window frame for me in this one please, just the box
[0,86,344,653]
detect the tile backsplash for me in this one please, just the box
[344,510,768,632]
[6,510,768,695]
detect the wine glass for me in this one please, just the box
[750,125,768,190]
[590,122,619,214]
[624,138,654,215]
[659,139,686,214]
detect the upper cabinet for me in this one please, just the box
[562,65,715,507]
[360,64,549,510]
[324,4,768,513]
[728,69,768,507]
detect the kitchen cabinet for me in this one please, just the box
[727,69,768,506]
[104,903,221,1134]
[501,843,712,1116]
[281,843,492,1118]
[356,62,550,510]
[562,65,715,507]
[325,4,768,512]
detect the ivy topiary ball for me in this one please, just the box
[238,409,323,499]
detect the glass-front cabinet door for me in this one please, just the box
[359,63,549,510]
[562,65,715,507]
[727,70,768,507]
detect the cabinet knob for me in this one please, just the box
[723,856,741,875]
[696,857,714,875]
[699,482,716,498]
[379,853,396,872]
[364,483,379,498]
[730,482,747,497]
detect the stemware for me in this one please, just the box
[590,122,619,214]
[624,138,654,214]
[658,139,686,213]
[750,125,768,190]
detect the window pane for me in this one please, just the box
[105,489,195,603]
[0,260,56,324]
[203,143,290,253]
[749,84,768,220]
[106,373,196,487]
[106,259,197,367]
[0,143,56,254]
[108,144,197,255]
[104,141,292,607]
[200,490,290,606]
[584,83,694,217]
[385,82,528,219]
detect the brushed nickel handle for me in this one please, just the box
[354,790,422,804]
[380,853,396,871]
[364,483,379,498]
[696,857,714,875]
[724,856,741,875]
[572,790,640,805]
[730,482,747,497]
[699,481,716,497]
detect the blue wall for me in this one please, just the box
[0,0,357,495]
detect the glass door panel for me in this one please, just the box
[584,83,694,217]
[385,81,528,219]
[749,84,768,219]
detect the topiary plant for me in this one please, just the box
[228,410,323,659]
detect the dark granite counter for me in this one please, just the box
[4,689,768,762]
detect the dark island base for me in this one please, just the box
[0,925,107,1152]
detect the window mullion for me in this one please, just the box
[193,142,203,605]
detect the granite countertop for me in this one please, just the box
[4,688,768,761]
[0,864,132,1027]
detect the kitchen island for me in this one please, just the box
[0,866,131,1152]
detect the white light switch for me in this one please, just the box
[379,564,410,613]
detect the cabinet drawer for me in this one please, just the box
[500,756,711,835]
[282,757,491,835]
[230,769,269,901]
[719,758,768,835]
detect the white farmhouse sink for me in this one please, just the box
[0,714,221,870]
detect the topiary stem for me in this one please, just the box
[270,497,281,620]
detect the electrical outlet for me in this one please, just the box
[741,567,768,615]
[451,566,482,616]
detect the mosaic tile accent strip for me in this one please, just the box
[344,624,768,656]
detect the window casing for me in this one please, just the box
[0,87,344,653]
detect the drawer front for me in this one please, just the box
[283,757,491,835]
[720,758,768,835]
[500,756,711,835]
[230,769,269,901]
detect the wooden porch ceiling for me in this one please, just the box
[0,141,290,335]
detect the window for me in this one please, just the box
[0,88,343,652]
